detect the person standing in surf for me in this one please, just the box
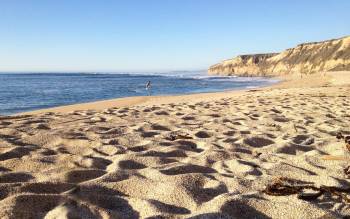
[146,81,152,96]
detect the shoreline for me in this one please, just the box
[18,76,282,115]
[18,71,332,115]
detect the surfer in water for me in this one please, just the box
[146,81,152,96]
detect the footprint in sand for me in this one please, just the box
[142,149,188,158]
[63,169,106,183]
[141,131,159,138]
[128,145,149,152]
[19,182,75,194]
[40,148,57,156]
[74,156,112,170]
[182,115,196,121]
[0,172,34,183]
[151,124,171,131]
[272,115,290,123]
[0,146,36,161]
[176,140,204,153]
[243,137,274,148]
[118,160,147,170]
[160,164,216,175]
[154,110,170,116]
[195,131,212,138]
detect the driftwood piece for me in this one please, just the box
[263,177,350,203]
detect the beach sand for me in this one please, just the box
[1,71,350,218]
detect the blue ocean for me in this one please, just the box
[0,71,278,115]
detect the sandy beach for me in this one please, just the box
[1,71,350,218]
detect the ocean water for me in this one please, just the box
[0,72,278,115]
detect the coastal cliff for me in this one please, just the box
[208,36,350,76]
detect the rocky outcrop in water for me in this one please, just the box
[208,36,350,76]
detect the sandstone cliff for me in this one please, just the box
[208,36,350,76]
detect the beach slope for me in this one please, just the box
[0,71,350,218]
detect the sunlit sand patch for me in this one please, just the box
[0,72,350,218]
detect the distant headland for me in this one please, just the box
[208,35,350,76]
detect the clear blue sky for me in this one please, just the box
[0,0,349,72]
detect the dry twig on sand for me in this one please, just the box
[263,177,350,203]
[264,133,350,203]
